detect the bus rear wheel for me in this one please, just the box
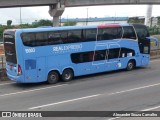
[47,71,59,84]
[62,69,74,82]
[126,60,135,71]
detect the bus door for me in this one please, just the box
[107,44,121,70]
[92,44,107,72]
[37,57,46,82]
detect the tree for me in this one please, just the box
[63,21,77,26]
[32,19,52,27]
[157,16,160,26]
[7,20,12,26]
[128,17,144,24]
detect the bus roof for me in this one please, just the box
[14,23,139,33]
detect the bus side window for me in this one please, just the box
[48,32,63,45]
[71,51,94,63]
[120,48,135,58]
[94,50,106,61]
[85,29,97,42]
[36,32,48,46]
[68,30,82,43]
[108,48,120,59]
[123,26,136,40]
[60,31,68,44]
[97,27,122,40]
[21,33,36,46]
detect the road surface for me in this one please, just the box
[0,59,160,120]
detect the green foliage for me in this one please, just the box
[0,19,54,41]
[148,26,160,35]
[32,19,52,27]
[7,20,12,26]
[128,17,144,24]
[63,21,77,26]
[157,17,160,26]
[18,24,33,28]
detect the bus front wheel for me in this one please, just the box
[47,71,59,84]
[62,69,74,82]
[126,60,135,71]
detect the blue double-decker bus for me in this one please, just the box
[3,24,158,84]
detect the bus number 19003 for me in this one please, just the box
[25,48,35,53]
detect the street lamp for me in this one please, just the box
[20,7,22,25]
[86,8,88,25]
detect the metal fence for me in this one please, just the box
[0,55,5,69]
[0,55,6,78]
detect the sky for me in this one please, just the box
[0,5,160,25]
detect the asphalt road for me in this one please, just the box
[0,59,160,120]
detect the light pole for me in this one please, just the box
[20,7,22,25]
[86,8,88,25]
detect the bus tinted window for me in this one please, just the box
[120,48,135,57]
[98,27,122,40]
[71,51,94,63]
[108,48,120,59]
[94,50,106,61]
[3,32,17,64]
[48,31,63,45]
[68,30,82,43]
[133,24,149,39]
[60,31,68,43]
[84,29,97,42]
[123,26,136,39]
[22,33,35,46]
[36,32,48,46]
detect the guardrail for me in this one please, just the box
[0,55,6,79]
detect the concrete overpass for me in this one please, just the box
[0,0,160,26]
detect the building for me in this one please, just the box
[61,17,129,26]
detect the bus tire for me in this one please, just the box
[126,60,135,71]
[62,69,74,82]
[47,71,59,84]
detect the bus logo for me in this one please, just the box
[53,44,82,52]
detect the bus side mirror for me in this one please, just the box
[146,37,159,47]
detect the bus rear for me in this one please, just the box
[3,30,22,82]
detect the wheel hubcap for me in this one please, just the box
[128,63,133,69]
[65,73,71,80]
[50,74,56,81]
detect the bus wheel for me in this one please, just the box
[126,60,135,71]
[62,69,74,82]
[47,71,59,84]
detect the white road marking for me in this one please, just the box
[29,94,101,110]
[142,105,160,111]
[29,82,160,110]
[0,82,15,86]
[107,117,121,120]
[0,84,68,97]
[108,82,160,96]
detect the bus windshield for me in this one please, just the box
[3,31,17,64]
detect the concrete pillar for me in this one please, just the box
[52,16,60,27]
[49,0,65,26]
[144,5,153,27]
